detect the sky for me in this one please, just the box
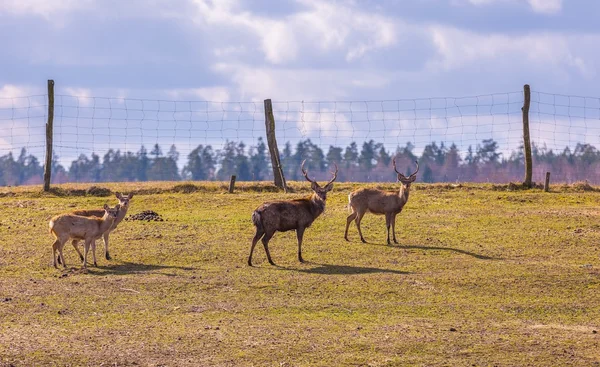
[1,0,599,165]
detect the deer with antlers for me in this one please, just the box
[344,160,419,245]
[248,160,338,266]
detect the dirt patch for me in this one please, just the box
[86,186,112,197]
[562,181,599,192]
[172,183,199,193]
[126,210,164,222]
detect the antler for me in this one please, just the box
[409,160,419,178]
[325,163,338,186]
[392,158,405,178]
[301,159,316,183]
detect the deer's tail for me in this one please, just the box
[251,210,263,231]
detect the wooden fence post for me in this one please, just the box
[43,79,55,192]
[264,99,287,192]
[544,172,551,192]
[522,84,533,188]
[228,175,236,193]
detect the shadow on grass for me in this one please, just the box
[379,242,501,260]
[276,262,409,275]
[86,261,195,276]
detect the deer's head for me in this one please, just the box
[301,160,338,201]
[116,192,133,209]
[104,204,121,219]
[393,159,419,189]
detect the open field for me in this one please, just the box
[1,181,600,366]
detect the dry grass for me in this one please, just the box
[1,181,600,366]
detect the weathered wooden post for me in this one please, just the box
[522,84,533,188]
[228,175,236,193]
[544,172,551,192]
[264,99,287,192]
[43,79,55,192]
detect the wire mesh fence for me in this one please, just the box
[1,84,600,185]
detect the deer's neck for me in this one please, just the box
[114,205,129,226]
[399,185,410,204]
[99,214,116,233]
[309,194,326,217]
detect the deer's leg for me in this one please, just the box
[52,240,60,268]
[261,231,276,266]
[248,228,265,266]
[91,240,98,267]
[58,239,68,268]
[355,211,367,243]
[385,213,392,245]
[103,232,111,260]
[71,240,84,262]
[296,227,305,263]
[345,211,357,241]
[391,213,398,244]
[82,240,91,269]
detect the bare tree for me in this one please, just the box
[248,160,338,266]
[344,160,419,244]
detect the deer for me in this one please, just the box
[344,160,419,245]
[248,160,338,266]
[63,192,134,264]
[49,204,121,269]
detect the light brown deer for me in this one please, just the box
[49,204,121,269]
[66,192,134,263]
[344,160,419,245]
[248,160,338,266]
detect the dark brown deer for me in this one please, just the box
[344,160,419,245]
[248,160,338,266]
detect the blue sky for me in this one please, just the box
[1,0,599,165]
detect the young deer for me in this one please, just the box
[249,160,338,266]
[49,204,120,269]
[344,160,419,245]
[67,192,133,262]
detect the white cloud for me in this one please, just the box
[526,0,562,14]
[0,84,42,108]
[465,0,562,14]
[190,0,397,65]
[0,0,92,26]
[426,25,597,79]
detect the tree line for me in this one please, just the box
[1,137,600,185]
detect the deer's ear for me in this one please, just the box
[323,182,334,192]
[310,181,319,191]
[115,192,122,199]
[128,193,134,199]
[103,204,109,210]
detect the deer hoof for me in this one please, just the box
[79,255,84,261]
[360,238,367,243]
[247,260,253,267]
[105,253,112,261]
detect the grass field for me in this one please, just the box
[1,181,599,366]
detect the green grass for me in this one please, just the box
[1,181,599,366]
